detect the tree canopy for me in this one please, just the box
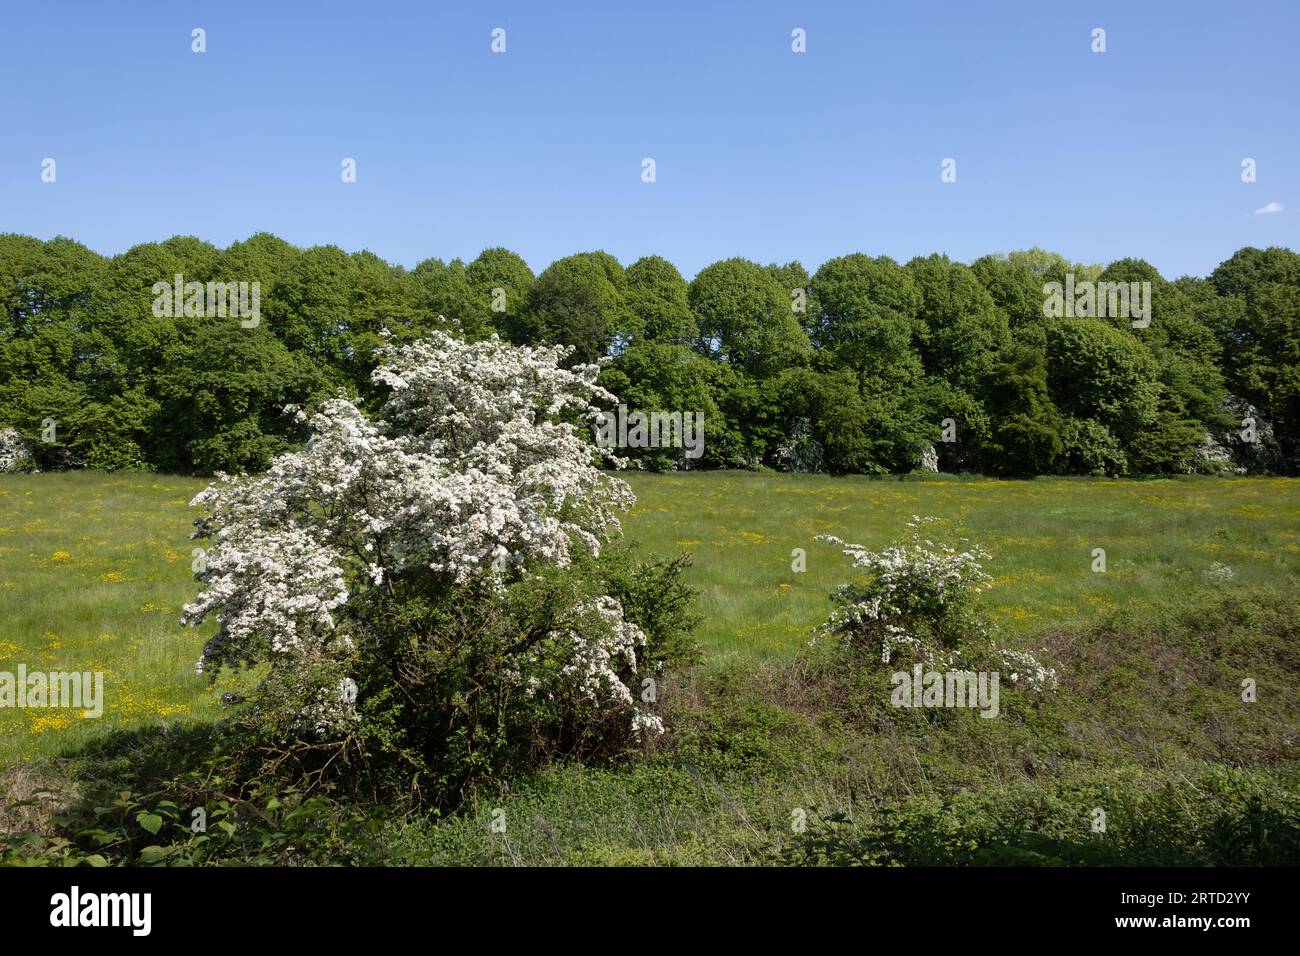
[1,233,1296,477]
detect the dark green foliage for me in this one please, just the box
[776,781,1300,866]
[467,246,535,341]
[150,324,328,473]
[1208,247,1300,468]
[625,255,696,345]
[598,341,726,470]
[1,234,1297,476]
[4,583,1298,866]
[1046,318,1161,444]
[217,545,702,810]
[524,252,636,362]
[689,257,811,377]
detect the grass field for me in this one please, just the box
[1,470,1299,765]
[627,472,1300,658]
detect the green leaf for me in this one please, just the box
[136,812,163,835]
[137,845,167,864]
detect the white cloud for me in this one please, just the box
[1255,201,1283,215]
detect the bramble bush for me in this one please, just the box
[1,776,388,867]
[775,767,1300,866]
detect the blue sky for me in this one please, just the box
[1,0,1295,279]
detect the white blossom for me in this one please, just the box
[183,331,661,734]
[816,518,1056,692]
[0,427,36,473]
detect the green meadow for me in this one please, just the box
[625,471,1300,657]
[1,470,1298,767]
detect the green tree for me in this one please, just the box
[525,252,635,362]
[1096,258,1229,471]
[151,323,328,473]
[466,247,535,341]
[906,253,1010,391]
[599,341,725,469]
[1209,247,1300,466]
[408,257,481,339]
[690,257,810,378]
[806,254,921,362]
[1045,318,1161,447]
[980,344,1063,475]
[625,256,696,344]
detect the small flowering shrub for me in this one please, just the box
[182,331,695,805]
[817,517,1057,692]
[774,418,824,473]
[0,427,36,473]
[1203,561,1236,583]
[917,443,940,473]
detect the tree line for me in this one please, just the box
[1,232,1297,476]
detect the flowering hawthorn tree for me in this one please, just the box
[817,517,1057,692]
[0,427,36,473]
[182,331,665,753]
